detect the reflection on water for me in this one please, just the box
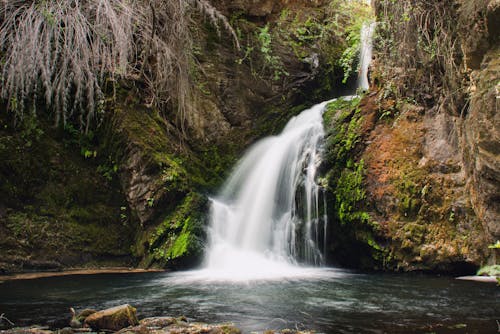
[0,269,499,333]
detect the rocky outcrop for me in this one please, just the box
[462,48,500,241]
[322,0,499,272]
[0,313,316,334]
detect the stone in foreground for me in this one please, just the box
[84,304,138,331]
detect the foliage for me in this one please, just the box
[257,25,288,81]
[0,0,238,133]
[233,0,372,88]
[336,1,374,84]
[19,113,44,148]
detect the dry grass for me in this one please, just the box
[0,0,238,132]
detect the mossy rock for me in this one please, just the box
[84,304,139,331]
[139,192,208,268]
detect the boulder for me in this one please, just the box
[84,304,139,331]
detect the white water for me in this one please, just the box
[203,101,330,280]
[195,21,375,282]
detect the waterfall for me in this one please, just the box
[357,22,376,91]
[202,20,374,280]
[204,102,329,277]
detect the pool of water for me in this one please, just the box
[0,268,498,333]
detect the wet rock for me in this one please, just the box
[139,317,186,328]
[57,328,75,334]
[463,48,500,241]
[264,330,314,334]
[487,0,500,44]
[123,317,241,334]
[154,323,240,334]
[69,308,81,328]
[115,325,150,334]
[83,304,138,331]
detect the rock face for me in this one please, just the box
[462,48,500,240]
[84,304,139,331]
[321,0,498,272]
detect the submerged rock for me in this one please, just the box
[84,304,138,331]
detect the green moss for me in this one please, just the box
[168,229,190,259]
[323,96,363,176]
[321,96,386,265]
[4,210,133,258]
[336,159,369,225]
[148,192,207,265]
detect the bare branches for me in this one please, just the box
[0,0,239,133]
[189,0,240,50]
[0,0,135,130]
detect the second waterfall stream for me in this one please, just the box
[197,22,376,281]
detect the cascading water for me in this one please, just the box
[204,102,329,278]
[357,22,376,91]
[201,20,376,281]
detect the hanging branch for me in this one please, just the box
[0,313,14,326]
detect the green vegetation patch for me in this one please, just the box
[148,192,208,266]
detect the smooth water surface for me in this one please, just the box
[0,269,498,333]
